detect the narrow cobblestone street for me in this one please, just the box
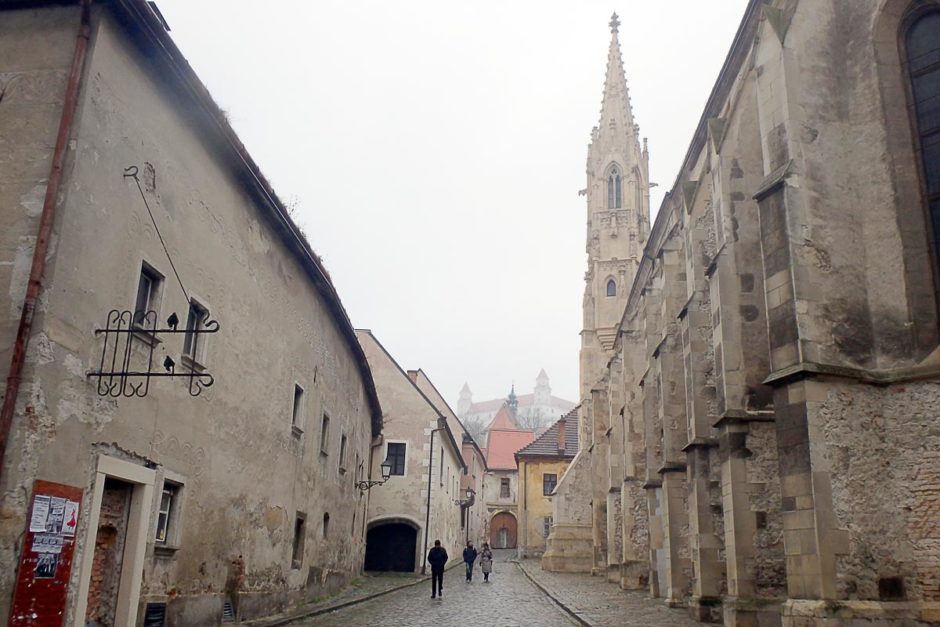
[295,551,702,626]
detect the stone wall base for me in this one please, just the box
[781,599,940,626]
[619,559,649,590]
[606,563,620,583]
[541,523,593,573]
[688,595,724,623]
[722,596,783,627]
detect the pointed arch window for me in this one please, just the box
[606,278,617,297]
[906,10,940,267]
[607,165,622,209]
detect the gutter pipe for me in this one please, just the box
[0,0,92,483]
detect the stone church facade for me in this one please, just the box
[548,3,940,626]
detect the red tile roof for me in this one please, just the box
[488,405,520,431]
[515,408,579,460]
[485,429,536,470]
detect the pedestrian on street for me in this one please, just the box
[480,543,493,583]
[462,541,478,582]
[427,540,448,599]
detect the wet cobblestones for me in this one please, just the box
[517,559,705,627]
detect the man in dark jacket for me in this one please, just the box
[427,540,448,599]
[462,541,478,582]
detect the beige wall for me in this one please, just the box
[357,332,465,568]
[0,6,378,625]
[517,458,570,557]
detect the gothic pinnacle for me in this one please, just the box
[609,12,620,33]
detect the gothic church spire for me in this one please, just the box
[598,12,636,143]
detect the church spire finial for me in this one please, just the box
[609,12,620,33]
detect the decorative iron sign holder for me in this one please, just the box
[87,309,219,397]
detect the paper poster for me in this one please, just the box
[61,500,79,536]
[32,534,64,554]
[45,497,66,533]
[34,553,59,579]
[29,495,51,533]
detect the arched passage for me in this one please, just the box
[364,519,419,572]
[489,512,517,549]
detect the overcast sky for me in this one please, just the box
[155,0,750,409]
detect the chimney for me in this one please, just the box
[556,418,566,454]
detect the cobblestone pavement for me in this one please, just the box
[297,551,575,627]
[517,559,706,627]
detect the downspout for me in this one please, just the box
[0,0,92,483]
[421,419,445,575]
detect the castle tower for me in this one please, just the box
[579,12,650,400]
[457,382,472,418]
[534,369,551,406]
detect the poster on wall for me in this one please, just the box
[10,480,84,627]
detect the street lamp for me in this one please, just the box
[453,487,475,507]
[356,456,392,494]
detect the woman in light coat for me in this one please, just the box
[480,542,494,582]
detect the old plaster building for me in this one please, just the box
[514,409,578,558]
[355,331,468,573]
[548,4,940,627]
[0,1,382,625]
[410,369,488,554]
[482,404,536,549]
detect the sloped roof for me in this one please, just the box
[485,429,536,471]
[515,408,579,460]
[488,404,519,431]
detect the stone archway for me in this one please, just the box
[489,512,517,549]
[364,520,419,572]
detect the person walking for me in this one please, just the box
[462,541,478,582]
[479,543,493,583]
[427,540,448,599]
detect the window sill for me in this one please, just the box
[339,467,347,475]
[291,425,304,439]
[131,326,162,347]
[180,354,207,372]
[154,543,180,557]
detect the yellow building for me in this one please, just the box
[514,409,579,557]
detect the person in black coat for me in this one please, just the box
[462,541,478,582]
[427,540,448,599]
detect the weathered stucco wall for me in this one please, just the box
[518,458,570,556]
[1,6,378,625]
[357,332,464,570]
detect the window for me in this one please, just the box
[291,513,306,569]
[387,443,406,475]
[319,414,330,455]
[543,473,558,496]
[606,279,617,297]
[339,434,348,472]
[322,512,330,539]
[500,477,510,499]
[182,299,209,363]
[155,483,179,544]
[543,516,553,537]
[907,11,940,265]
[133,262,162,328]
[291,385,305,433]
[607,165,622,209]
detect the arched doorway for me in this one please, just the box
[364,521,418,572]
[489,512,517,549]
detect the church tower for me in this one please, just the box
[579,13,650,399]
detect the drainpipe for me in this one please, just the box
[420,418,446,574]
[0,0,92,483]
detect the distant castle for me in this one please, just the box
[457,370,576,430]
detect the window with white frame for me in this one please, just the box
[154,478,184,547]
[133,262,162,329]
[182,299,209,363]
[387,443,406,475]
[291,385,305,433]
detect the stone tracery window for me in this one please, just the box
[906,10,940,267]
[606,278,617,297]
[607,165,622,209]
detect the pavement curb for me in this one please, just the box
[246,560,463,625]
[515,561,594,627]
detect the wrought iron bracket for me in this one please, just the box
[356,478,388,495]
[87,309,220,398]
